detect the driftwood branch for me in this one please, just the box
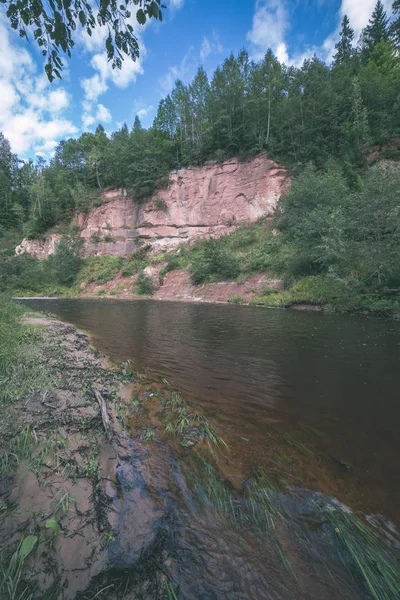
[93,388,119,459]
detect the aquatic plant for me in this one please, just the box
[0,536,37,600]
[163,392,227,448]
[187,457,400,599]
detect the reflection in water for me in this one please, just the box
[18,298,400,524]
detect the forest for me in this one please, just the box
[1,0,400,308]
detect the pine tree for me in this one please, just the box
[334,15,355,65]
[363,1,390,60]
[133,116,142,132]
[391,0,400,51]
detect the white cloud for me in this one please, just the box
[0,18,77,156]
[160,32,222,94]
[160,63,188,94]
[247,0,289,61]
[169,0,185,8]
[81,73,108,103]
[96,103,112,123]
[136,106,154,119]
[200,33,223,62]
[48,89,70,113]
[246,0,394,68]
[339,0,393,39]
[82,103,112,129]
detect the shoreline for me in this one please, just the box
[1,308,400,598]
[13,293,396,319]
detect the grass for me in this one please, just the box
[163,392,227,448]
[187,458,400,598]
[0,535,38,600]
[227,295,246,304]
[0,302,52,405]
[250,275,343,308]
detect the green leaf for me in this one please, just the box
[150,1,159,18]
[18,535,38,561]
[45,517,60,539]
[78,10,86,25]
[136,8,146,25]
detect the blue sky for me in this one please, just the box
[0,0,394,158]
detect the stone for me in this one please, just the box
[16,153,289,259]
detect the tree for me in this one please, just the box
[391,0,400,51]
[1,0,166,81]
[363,1,390,60]
[333,15,355,65]
[0,134,17,229]
[47,233,84,286]
[133,116,142,132]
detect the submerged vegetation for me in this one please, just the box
[188,457,400,600]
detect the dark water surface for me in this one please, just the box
[20,298,400,525]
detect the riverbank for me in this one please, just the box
[0,304,227,599]
[2,302,400,599]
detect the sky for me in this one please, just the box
[0,0,395,159]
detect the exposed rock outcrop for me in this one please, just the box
[16,153,288,258]
[15,233,62,260]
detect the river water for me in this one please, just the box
[18,298,400,598]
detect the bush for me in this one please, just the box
[189,239,240,284]
[47,234,83,286]
[80,256,123,285]
[159,255,182,279]
[0,254,49,292]
[154,198,168,212]
[135,271,156,295]
[228,295,246,304]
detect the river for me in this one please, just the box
[18,298,400,598]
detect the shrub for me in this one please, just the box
[121,266,134,278]
[80,256,123,286]
[135,271,155,295]
[103,235,115,243]
[47,234,83,286]
[159,255,182,279]
[90,233,102,244]
[154,198,168,212]
[228,295,246,304]
[0,254,49,292]
[189,239,240,285]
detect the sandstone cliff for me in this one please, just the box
[16,153,288,258]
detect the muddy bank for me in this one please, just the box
[0,316,178,599]
[0,314,233,599]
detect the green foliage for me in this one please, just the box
[80,256,123,286]
[228,295,246,304]
[154,198,168,212]
[0,302,52,404]
[276,163,400,290]
[189,238,240,284]
[47,234,83,286]
[2,0,164,82]
[135,271,155,295]
[251,276,345,308]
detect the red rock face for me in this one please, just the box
[16,154,288,258]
